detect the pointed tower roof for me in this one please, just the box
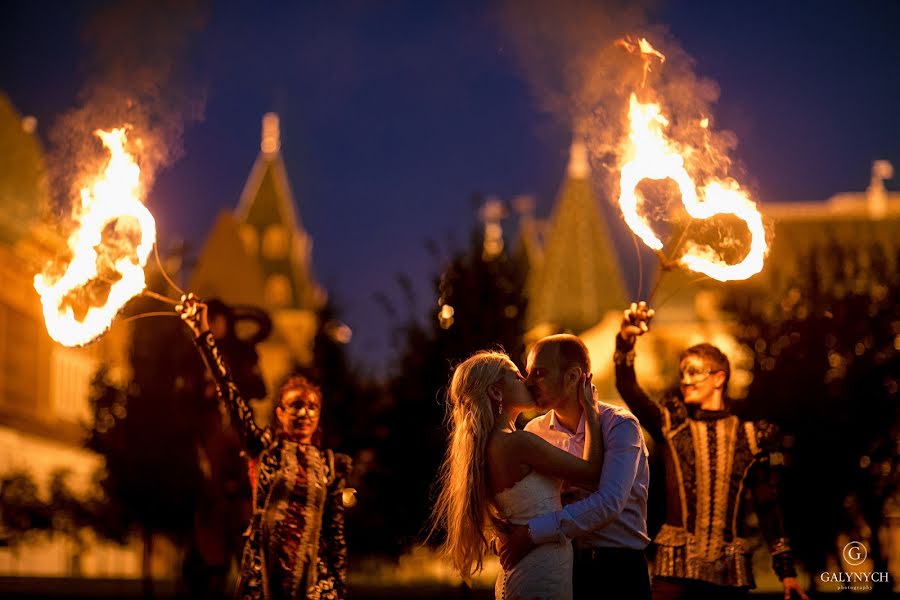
[188,210,267,306]
[234,113,321,311]
[525,140,628,334]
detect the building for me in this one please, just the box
[524,140,628,339]
[189,113,324,402]
[0,92,146,580]
[0,102,327,586]
[517,138,900,590]
[521,139,900,400]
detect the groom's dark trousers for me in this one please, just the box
[573,546,651,600]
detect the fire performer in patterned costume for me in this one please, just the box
[179,295,351,600]
[615,302,808,600]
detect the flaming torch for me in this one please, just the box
[616,38,769,300]
[34,127,176,347]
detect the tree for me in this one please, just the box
[0,467,116,575]
[86,271,204,596]
[366,210,529,555]
[728,239,899,594]
[0,471,52,547]
[290,298,388,558]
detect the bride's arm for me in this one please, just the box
[512,379,603,487]
[528,415,646,545]
[511,432,600,488]
[581,378,603,472]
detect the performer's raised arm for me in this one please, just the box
[178,295,272,458]
[614,302,664,440]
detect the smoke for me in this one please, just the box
[49,0,208,214]
[495,0,740,200]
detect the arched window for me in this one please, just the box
[239,225,258,257]
[265,274,293,307]
[262,224,289,259]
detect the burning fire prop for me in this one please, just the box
[616,38,768,285]
[34,127,171,346]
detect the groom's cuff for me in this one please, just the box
[527,514,566,545]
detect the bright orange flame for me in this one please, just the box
[34,128,156,346]
[615,35,769,282]
[617,36,665,88]
[618,93,767,281]
[637,38,665,63]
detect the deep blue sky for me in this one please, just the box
[4,1,899,374]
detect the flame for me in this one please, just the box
[616,46,768,282]
[34,128,156,346]
[636,38,665,63]
[617,36,665,88]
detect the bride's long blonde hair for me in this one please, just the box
[430,350,512,580]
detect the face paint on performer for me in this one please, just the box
[277,389,322,444]
[679,353,726,407]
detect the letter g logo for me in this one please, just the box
[843,541,867,566]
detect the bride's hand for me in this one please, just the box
[578,373,599,427]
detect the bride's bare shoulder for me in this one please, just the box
[487,430,533,494]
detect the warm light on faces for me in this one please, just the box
[496,365,535,411]
[525,347,566,409]
[277,389,321,442]
[525,345,580,410]
[679,354,724,405]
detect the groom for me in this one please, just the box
[498,334,652,599]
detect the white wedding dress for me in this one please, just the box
[494,471,573,600]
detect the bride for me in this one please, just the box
[431,350,602,600]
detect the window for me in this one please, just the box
[265,274,293,307]
[262,224,288,259]
[239,225,258,257]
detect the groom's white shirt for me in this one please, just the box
[525,402,650,550]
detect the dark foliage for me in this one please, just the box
[360,217,528,555]
[727,239,899,592]
[86,273,205,552]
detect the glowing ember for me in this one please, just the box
[616,40,768,282]
[34,127,156,346]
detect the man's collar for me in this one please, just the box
[548,409,560,430]
[548,409,586,436]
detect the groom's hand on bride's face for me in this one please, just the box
[497,523,534,571]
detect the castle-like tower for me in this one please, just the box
[524,140,627,339]
[190,113,323,391]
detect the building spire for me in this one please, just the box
[525,136,627,334]
[567,140,590,179]
[868,159,893,219]
[261,112,280,156]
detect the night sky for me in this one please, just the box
[4,1,899,374]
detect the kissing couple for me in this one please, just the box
[431,334,652,600]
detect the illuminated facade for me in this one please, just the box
[0,93,146,579]
[522,138,900,399]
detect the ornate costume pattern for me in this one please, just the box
[194,330,351,600]
[614,336,797,588]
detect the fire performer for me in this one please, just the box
[615,302,808,600]
[178,295,351,600]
